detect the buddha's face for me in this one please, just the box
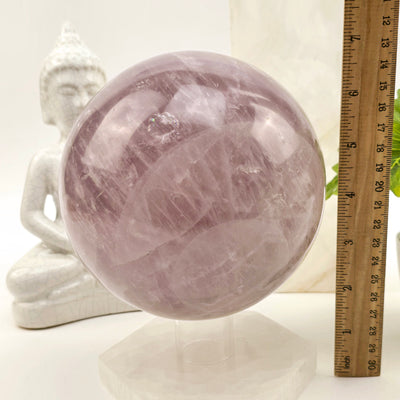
[45,68,105,135]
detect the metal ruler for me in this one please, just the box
[335,0,399,377]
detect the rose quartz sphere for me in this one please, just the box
[60,51,325,320]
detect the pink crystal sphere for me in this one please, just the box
[60,51,325,320]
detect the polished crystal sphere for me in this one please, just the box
[60,51,325,320]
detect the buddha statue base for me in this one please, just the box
[8,243,137,329]
[12,292,136,329]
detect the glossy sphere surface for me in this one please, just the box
[60,51,325,320]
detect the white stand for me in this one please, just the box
[99,311,316,399]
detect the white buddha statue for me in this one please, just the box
[7,22,136,328]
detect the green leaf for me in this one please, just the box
[326,163,339,200]
[391,89,400,196]
[390,160,400,196]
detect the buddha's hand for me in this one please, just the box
[43,221,74,253]
[22,209,74,254]
[45,233,74,254]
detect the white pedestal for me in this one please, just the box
[12,290,136,329]
[99,311,316,399]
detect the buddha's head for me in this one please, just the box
[40,22,106,136]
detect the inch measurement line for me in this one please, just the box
[335,0,399,377]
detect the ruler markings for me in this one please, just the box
[335,0,399,377]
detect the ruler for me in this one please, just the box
[335,0,399,377]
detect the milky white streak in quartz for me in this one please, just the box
[60,51,325,320]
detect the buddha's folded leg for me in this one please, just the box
[47,270,106,300]
[7,243,86,302]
